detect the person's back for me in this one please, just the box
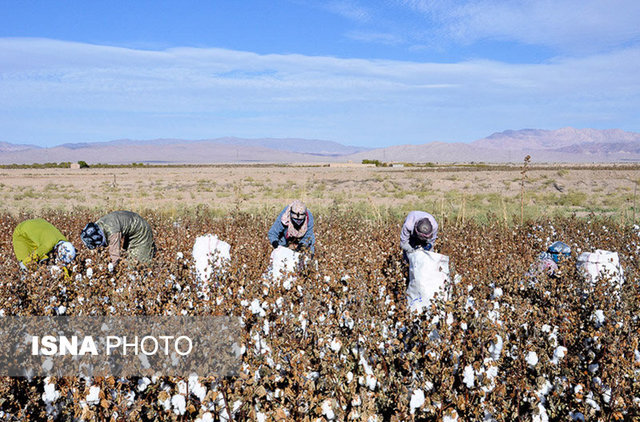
[82,210,155,264]
[96,211,152,248]
[12,218,68,264]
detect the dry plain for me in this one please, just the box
[1,163,639,222]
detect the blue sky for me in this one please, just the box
[1,0,639,147]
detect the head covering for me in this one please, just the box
[535,252,559,276]
[81,222,106,249]
[414,218,435,242]
[55,241,76,264]
[289,200,307,226]
[547,241,571,263]
[281,200,309,239]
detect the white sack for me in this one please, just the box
[577,249,624,286]
[192,234,231,282]
[407,250,450,312]
[268,246,301,281]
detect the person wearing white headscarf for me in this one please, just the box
[268,200,315,254]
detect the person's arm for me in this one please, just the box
[400,216,414,253]
[298,212,315,254]
[267,208,286,247]
[107,232,122,264]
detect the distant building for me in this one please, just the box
[329,162,376,168]
[70,163,81,169]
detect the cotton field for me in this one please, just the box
[0,209,639,421]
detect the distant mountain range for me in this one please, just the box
[1,128,639,164]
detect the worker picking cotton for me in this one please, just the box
[527,241,571,280]
[81,211,155,265]
[268,200,315,255]
[12,218,76,270]
[400,211,438,261]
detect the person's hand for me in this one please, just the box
[271,240,279,248]
[423,243,433,252]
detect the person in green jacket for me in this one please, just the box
[80,211,155,265]
[12,218,76,270]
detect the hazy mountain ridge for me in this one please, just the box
[1,128,639,164]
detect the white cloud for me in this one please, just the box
[400,0,640,53]
[325,1,371,22]
[346,31,405,45]
[0,38,638,145]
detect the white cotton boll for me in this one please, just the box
[492,287,503,298]
[526,351,539,367]
[541,324,551,333]
[485,365,498,381]
[249,299,266,317]
[196,413,214,422]
[177,380,187,395]
[588,364,599,373]
[321,399,335,420]
[463,365,475,388]
[137,377,151,392]
[347,372,353,383]
[188,375,207,401]
[86,386,100,405]
[488,335,503,361]
[593,310,605,327]
[176,252,184,259]
[42,379,60,404]
[409,389,425,414]
[551,346,567,364]
[282,279,292,290]
[537,380,553,398]
[171,394,186,415]
[635,349,640,363]
[464,297,475,313]
[330,339,342,353]
[125,391,135,406]
[159,395,171,411]
[86,268,93,279]
[585,392,601,411]
[574,384,583,397]
[107,262,114,272]
[461,322,468,330]
[263,319,270,335]
[256,412,267,422]
[532,403,549,422]
[365,375,377,391]
[443,409,459,422]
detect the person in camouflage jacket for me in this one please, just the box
[81,211,155,265]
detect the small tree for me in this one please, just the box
[77,160,89,168]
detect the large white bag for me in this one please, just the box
[407,250,450,312]
[192,234,231,282]
[268,246,301,282]
[576,249,624,286]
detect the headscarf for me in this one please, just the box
[55,241,76,264]
[281,200,308,239]
[414,217,435,242]
[81,222,106,249]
